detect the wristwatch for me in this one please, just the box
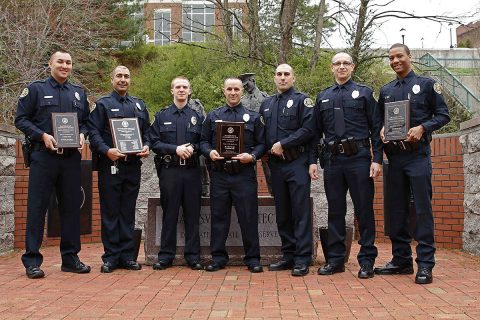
[250,153,257,163]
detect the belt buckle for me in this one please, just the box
[338,144,345,154]
[179,158,186,166]
[56,148,63,155]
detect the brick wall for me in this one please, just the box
[14,142,101,249]
[13,135,464,250]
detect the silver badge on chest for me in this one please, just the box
[136,102,141,110]
[351,90,359,99]
[243,113,250,122]
[75,92,80,101]
[412,84,420,94]
[191,116,197,125]
[286,99,293,108]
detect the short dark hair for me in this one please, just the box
[389,43,410,55]
[50,49,71,59]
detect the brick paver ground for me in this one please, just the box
[1,242,479,319]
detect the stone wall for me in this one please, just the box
[0,125,17,254]
[460,117,480,255]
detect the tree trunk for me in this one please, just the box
[247,0,262,66]
[351,0,369,65]
[279,0,300,64]
[309,0,326,72]
[222,0,233,54]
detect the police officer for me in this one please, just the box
[15,50,91,279]
[310,52,382,279]
[260,64,315,276]
[88,66,151,273]
[150,77,204,270]
[374,44,450,284]
[200,77,266,273]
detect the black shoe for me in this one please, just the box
[317,263,345,275]
[61,260,91,274]
[26,266,45,279]
[153,260,172,270]
[415,267,433,284]
[248,265,264,273]
[205,262,225,272]
[100,262,116,273]
[268,260,294,271]
[358,264,374,279]
[188,262,204,270]
[121,260,142,271]
[292,264,309,276]
[374,261,414,275]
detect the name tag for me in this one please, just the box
[44,96,53,99]
[215,120,223,122]
[111,109,119,111]
[322,99,329,103]
[264,108,269,112]
[163,122,172,125]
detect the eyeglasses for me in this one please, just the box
[332,61,353,67]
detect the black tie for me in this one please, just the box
[334,86,346,138]
[400,79,408,100]
[268,95,280,144]
[59,85,68,112]
[176,110,187,145]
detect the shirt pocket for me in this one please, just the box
[106,106,125,119]
[279,106,297,129]
[187,123,201,142]
[319,99,334,124]
[159,122,177,143]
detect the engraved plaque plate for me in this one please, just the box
[384,100,410,141]
[51,113,80,148]
[110,118,143,153]
[216,121,244,157]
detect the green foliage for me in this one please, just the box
[457,39,473,48]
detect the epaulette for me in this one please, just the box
[159,105,170,112]
[70,82,83,89]
[95,95,111,102]
[130,95,144,102]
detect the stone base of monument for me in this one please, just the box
[144,196,315,266]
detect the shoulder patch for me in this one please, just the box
[304,97,314,108]
[20,87,29,98]
[433,82,442,95]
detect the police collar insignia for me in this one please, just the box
[304,98,314,108]
[286,99,293,108]
[351,90,359,99]
[20,87,29,98]
[136,102,141,110]
[75,92,81,101]
[243,113,250,122]
[412,84,420,94]
[191,116,197,125]
[433,82,442,94]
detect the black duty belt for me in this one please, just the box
[270,145,308,162]
[32,143,78,157]
[209,159,253,174]
[325,138,370,156]
[155,154,199,168]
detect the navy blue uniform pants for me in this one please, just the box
[269,153,312,265]
[209,165,260,266]
[323,148,378,266]
[387,147,435,268]
[98,158,141,265]
[157,165,201,264]
[22,150,82,268]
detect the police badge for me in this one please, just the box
[304,98,314,108]
[75,92,81,101]
[286,99,293,108]
[243,113,250,122]
[136,102,141,110]
[191,116,197,125]
[351,90,359,99]
[412,84,420,95]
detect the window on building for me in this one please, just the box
[154,9,171,46]
[231,8,243,38]
[182,2,215,42]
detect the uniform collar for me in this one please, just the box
[334,79,353,91]
[395,70,416,87]
[111,90,131,103]
[277,87,295,99]
[224,103,244,113]
[48,76,69,89]
[172,103,188,114]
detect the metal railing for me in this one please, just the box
[416,53,480,112]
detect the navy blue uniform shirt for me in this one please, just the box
[314,79,382,163]
[15,76,89,141]
[200,103,266,159]
[88,91,150,155]
[259,87,315,150]
[150,104,204,154]
[377,71,450,136]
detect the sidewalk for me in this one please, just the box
[0,242,479,319]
